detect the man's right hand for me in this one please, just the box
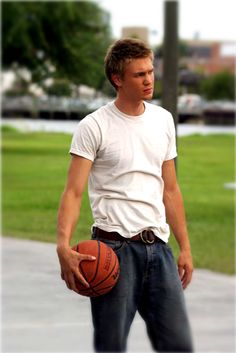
[57,245,96,294]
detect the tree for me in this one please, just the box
[44,79,73,97]
[200,71,235,100]
[2,1,112,91]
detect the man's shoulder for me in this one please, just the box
[145,101,171,117]
[89,102,112,119]
[145,102,173,127]
[81,102,112,126]
[76,103,110,130]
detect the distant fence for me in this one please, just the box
[2,96,235,125]
[202,102,235,125]
[2,96,93,120]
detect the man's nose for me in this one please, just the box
[144,75,151,85]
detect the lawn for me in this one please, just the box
[2,127,235,274]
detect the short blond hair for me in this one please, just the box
[104,38,153,89]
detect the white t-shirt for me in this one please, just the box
[70,101,177,242]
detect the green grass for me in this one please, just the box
[2,129,93,243]
[171,134,235,274]
[2,128,235,274]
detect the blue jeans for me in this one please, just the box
[90,235,194,352]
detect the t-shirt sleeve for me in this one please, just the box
[164,113,178,161]
[69,115,101,161]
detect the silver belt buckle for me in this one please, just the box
[140,230,155,244]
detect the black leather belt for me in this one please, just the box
[93,227,164,244]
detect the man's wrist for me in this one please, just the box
[56,239,71,253]
[179,246,191,252]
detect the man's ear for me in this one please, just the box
[111,74,122,88]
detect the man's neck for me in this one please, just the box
[114,98,145,117]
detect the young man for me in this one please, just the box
[57,38,194,352]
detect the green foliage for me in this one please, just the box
[44,79,72,97]
[200,71,235,100]
[2,1,112,90]
[153,80,162,99]
[4,72,32,96]
[2,132,235,273]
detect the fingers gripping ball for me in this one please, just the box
[72,240,120,297]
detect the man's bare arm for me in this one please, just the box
[57,155,95,292]
[162,159,193,289]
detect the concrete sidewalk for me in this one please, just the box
[1,237,235,352]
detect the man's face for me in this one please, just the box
[117,57,154,101]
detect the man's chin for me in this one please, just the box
[143,94,153,101]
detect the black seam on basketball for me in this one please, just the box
[79,288,91,294]
[77,287,88,292]
[77,289,90,294]
[90,286,102,296]
[93,284,115,291]
[89,240,100,284]
[78,282,114,295]
[78,287,93,293]
[93,255,118,289]
[78,285,101,296]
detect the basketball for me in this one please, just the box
[72,240,120,297]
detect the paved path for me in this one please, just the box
[1,237,235,352]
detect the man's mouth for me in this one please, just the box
[144,88,153,94]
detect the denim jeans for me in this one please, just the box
[90,234,194,352]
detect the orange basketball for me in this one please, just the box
[72,240,120,297]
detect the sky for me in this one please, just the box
[99,0,236,46]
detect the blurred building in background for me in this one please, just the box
[180,40,235,75]
[156,40,235,78]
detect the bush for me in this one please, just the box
[200,71,235,100]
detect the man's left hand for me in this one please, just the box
[177,250,193,289]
